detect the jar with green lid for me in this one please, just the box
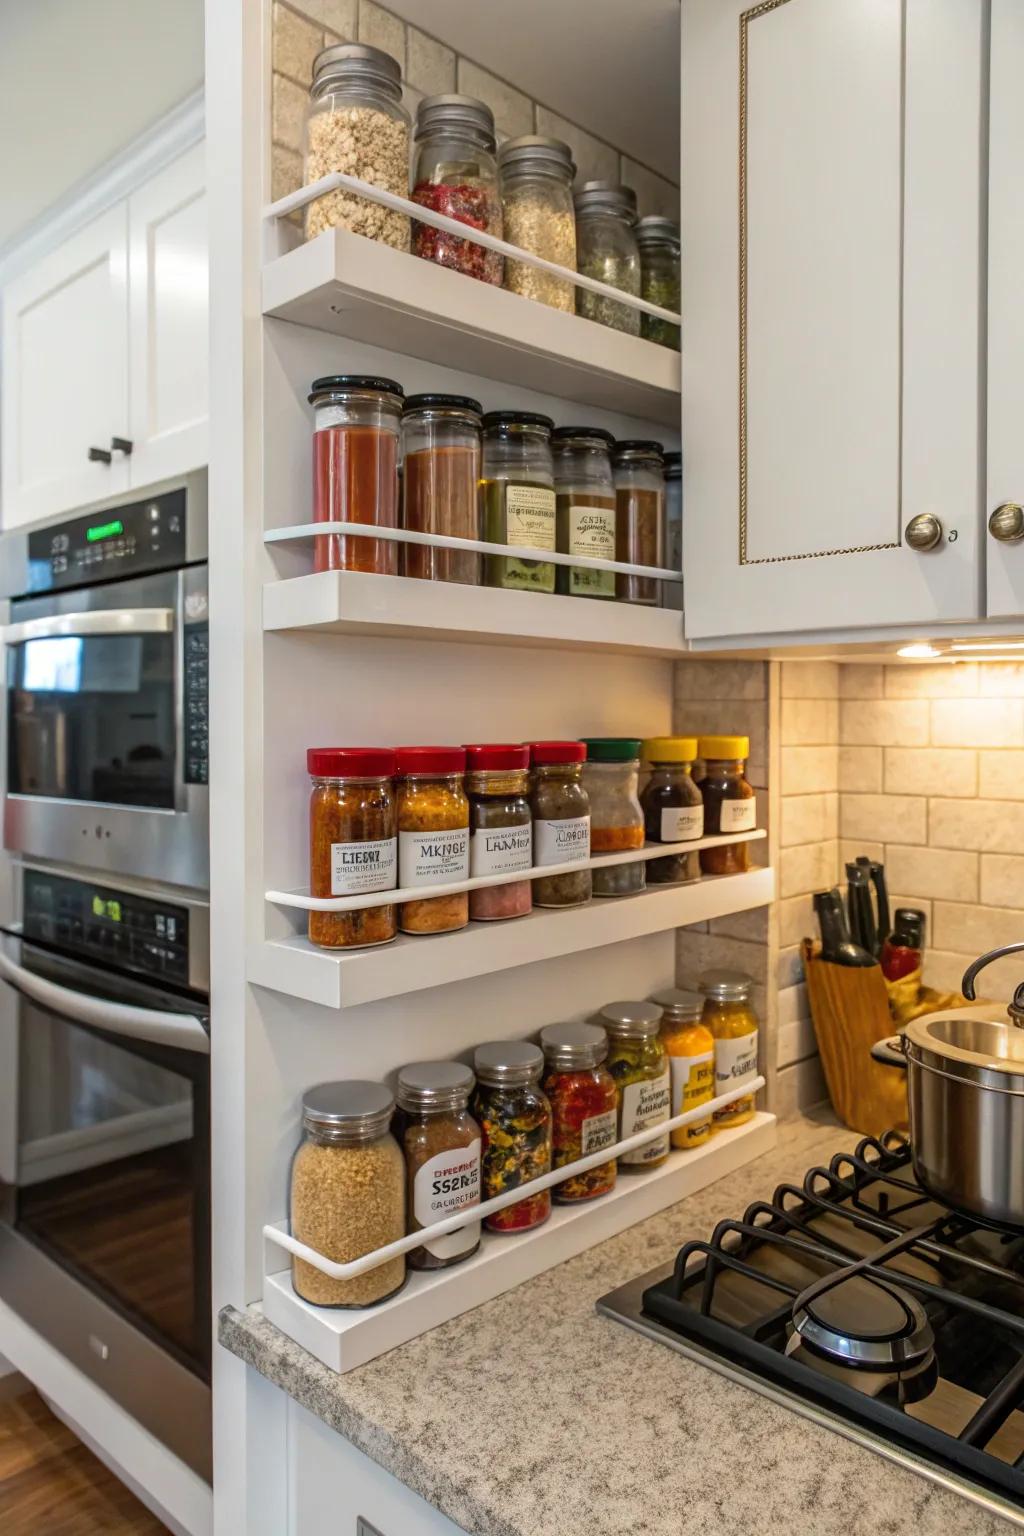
[529,741,592,908]
[396,1061,481,1270]
[652,988,714,1149]
[472,1040,552,1233]
[574,182,641,335]
[581,738,645,897]
[552,426,616,601]
[641,737,703,886]
[481,411,557,593]
[600,1001,671,1171]
[699,970,759,1130]
[635,215,680,349]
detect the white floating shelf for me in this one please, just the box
[261,1111,777,1374]
[262,228,681,426]
[248,865,775,1009]
[263,569,686,655]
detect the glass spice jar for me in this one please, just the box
[303,44,411,250]
[699,970,759,1130]
[574,182,641,336]
[472,1040,552,1233]
[552,426,616,601]
[395,747,470,934]
[481,411,557,593]
[290,1080,406,1308]
[652,988,715,1149]
[310,375,403,576]
[613,440,665,606]
[498,136,577,311]
[401,393,482,586]
[600,1001,671,1172]
[540,1022,618,1203]
[307,747,398,949]
[698,736,756,875]
[640,737,703,886]
[396,1062,481,1270]
[635,215,681,349]
[581,738,645,897]
[528,741,592,908]
[663,451,683,613]
[411,94,502,285]
[464,743,533,922]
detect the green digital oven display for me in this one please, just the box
[86,519,124,543]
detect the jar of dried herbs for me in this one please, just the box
[481,411,557,593]
[528,741,592,908]
[472,1040,552,1233]
[574,182,641,336]
[613,440,665,606]
[552,426,616,600]
[640,736,703,886]
[290,1080,406,1308]
[395,747,470,934]
[636,215,681,350]
[652,988,715,1150]
[600,1001,671,1172]
[464,743,532,922]
[698,736,756,876]
[540,1022,617,1203]
[400,393,482,586]
[396,1061,481,1269]
[581,738,645,897]
[307,747,398,949]
[498,136,577,311]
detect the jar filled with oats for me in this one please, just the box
[303,43,411,250]
[498,136,577,312]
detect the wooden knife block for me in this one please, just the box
[801,939,909,1138]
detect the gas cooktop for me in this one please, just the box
[598,1131,1024,1528]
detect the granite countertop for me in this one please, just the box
[220,1111,1015,1536]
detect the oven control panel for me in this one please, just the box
[184,622,209,785]
[27,489,188,593]
[22,870,190,986]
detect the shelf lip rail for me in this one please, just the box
[263,1076,766,1282]
[264,172,682,326]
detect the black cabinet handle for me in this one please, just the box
[110,436,133,455]
[88,446,112,464]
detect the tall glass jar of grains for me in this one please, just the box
[528,741,592,908]
[310,375,403,576]
[600,1001,671,1172]
[574,182,641,335]
[581,738,645,897]
[652,988,715,1149]
[540,1022,618,1203]
[699,969,759,1130]
[396,1062,481,1270]
[481,411,557,593]
[400,394,482,585]
[498,136,577,311]
[552,426,616,600]
[698,736,756,876]
[635,215,681,349]
[640,736,703,886]
[411,95,502,285]
[290,1081,406,1308]
[464,743,532,922]
[303,44,411,250]
[472,1040,552,1233]
[307,747,398,949]
[395,747,470,935]
[613,440,665,605]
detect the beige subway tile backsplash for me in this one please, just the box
[675,660,767,702]
[535,107,619,186]
[781,793,838,848]
[932,901,1024,955]
[884,845,978,903]
[926,948,1018,1000]
[781,745,838,795]
[979,662,1024,697]
[839,665,883,699]
[300,0,356,33]
[928,797,1024,855]
[274,2,323,84]
[780,661,839,699]
[839,839,883,865]
[457,57,533,136]
[980,853,1024,908]
[838,745,882,793]
[780,841,837,899]
[931,698,1024,748]
[273,71,307,152]
[884,662,978,698]
[840,793,926,845]
[978,750,1024,800]
[358,0,406,64]
[884,746,976,798]
[840,699,929,747]
[780,698,839,746]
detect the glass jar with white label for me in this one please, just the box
[552,426,616,601]
[528,741,592,909]
[396,1061,482,1270]
[307,747,398,950]
[641,737,703,887]
[464,743,532,921]
[698,969,759,1130]
[540,1022,618,1202]
[481,411,557,593]
[600,1001,671,1171]
[395,747,470,934]
[652,988,714,1149]
[698,735,756,876]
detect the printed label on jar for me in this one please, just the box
[505,485,557,552]
[715,1032,759,1096]
[399,828,470,888]
[568,504,615,598]
[413,1140,481,1260]
[534,815,591,867]
[670,1051,714,1144]
[580,1107,618,1157]
[719,798,757,833]
[619,1068,671,1165]
[329,837,397,896]
[470,822,533,877]
[660,804,704,842]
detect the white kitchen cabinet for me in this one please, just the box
[680,0,985,639]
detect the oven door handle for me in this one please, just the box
[0,945,209,1055]
[2,609,175,644]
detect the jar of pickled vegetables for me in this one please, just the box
[472,1040,552,1233]
[600,1001,671,1172]
[699,969,759,1129]
[652,988,714,1149]
[581,738,645,897]
[699,736,756,875]
[540,1022,617,1203]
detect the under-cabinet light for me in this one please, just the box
[949,640,1024,652]
[896,643,941,659]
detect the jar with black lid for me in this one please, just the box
[635,215,681,349]
[481,411,557,593]
[574,182,641,335]
[472,1041,552,1233]
[396,1061,481,1270]
[310,375,403,576]
[401,393,482,586]
[613,439,665,606]
[412,94,502,284]
[552,426,616,600]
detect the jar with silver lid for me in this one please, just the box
[635,215,681,349]
[290,1081,406,1308]
[471,1041,552,1233]
[652,989,715,1150]
[395,1062,481,1269]
[699,969,759,1131]
[499,136,577,312]
[412,95,502,284]
[574,182,641,335]
[303,43,411,249]
[600,1002,671,1171]
[540,1022,618,1202]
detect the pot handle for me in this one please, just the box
[870,1035,907,1070]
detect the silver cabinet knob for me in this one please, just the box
[989,502,1024,544]
[904,513,943,552]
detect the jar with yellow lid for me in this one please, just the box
[699,969,759,1129]
[651,987,714,1148]
[641,737,704,886]
[698,736,756,876]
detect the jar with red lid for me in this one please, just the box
[464,744,532,922]
[307,747,397,949]
[540,1022,617,1202]
[310,375,403,576]
[395,747,470,935]
[528,741,592,909]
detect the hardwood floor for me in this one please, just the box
[0,1388,169,1534]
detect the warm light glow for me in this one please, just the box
[950,640,1024,652]
[896,643,941,659]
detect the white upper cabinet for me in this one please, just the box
[680,0,985,639]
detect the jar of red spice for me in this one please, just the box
[540,1021,618,1203]
[464,744,532,922]
[309,375,403,576]
[412,95,502,285]
[307,747,398,950]
[401,394,482,586]
[395,747,470,935]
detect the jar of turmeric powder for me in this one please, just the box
[395,747,470,934]
[581,738,645,897]
[307,748,398,949]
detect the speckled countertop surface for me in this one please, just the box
[219,1111,1018,1536]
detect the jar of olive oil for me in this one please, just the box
[698,970,759,1129]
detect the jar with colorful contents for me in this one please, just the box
[581,738,645,897]
[652,988,714,1149]
[400,394,482,585]
[574,182,641,335]
[635,216,681,350]
[552,426,616,601]
[698,736,756,875]
[481,411,557,594]
[499,136,577,311]
[600,1001,671,1172]
[307,747,398,950]
[310,375,403,576]
[528,741,592,909]
[540,1022,618,1202]
[395,747,470,934]
[396,1061,481,1270]
[699,970,759,1129]
[472,1041,552,1233]
[640,737,703,886]
[464,744,532,922]
[412,94,502,284]
[613,440,665,606]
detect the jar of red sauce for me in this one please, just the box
[309,375,403,575]
[540,1021,617,1203]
